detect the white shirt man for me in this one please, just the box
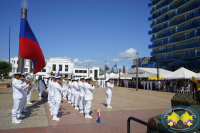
[38,76,45,99]
[106,79,114,108]
[62,78,68,100]
[146,80,150,90]
[68,78,72,103]
[84,77,95,118]
[97,79,101,89]
[143,80,146,90]
[102,79,105,88]
[74,78,80,110]
[12,72,29,124]
[78,77,85,113]
[53,76,64,121]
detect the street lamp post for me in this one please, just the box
[18,0,28,72]
[136,52,139,91]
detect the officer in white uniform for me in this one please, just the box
[74,78,80,110]
[68,78,72,103]
[62,77,68,100]
[78,77,85,113]
[27,81,34,104]
[53,76,64,121]
[106,78,114,108]
[38,76,45,99]
[102,79,105,88]
[97,79,101,89]
[12,72,30,124]
[49,76,55,115]
[71,79,75,106]
[84,77,95,118]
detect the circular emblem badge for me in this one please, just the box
[161,105,199,132]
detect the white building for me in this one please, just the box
[10,57,99,80]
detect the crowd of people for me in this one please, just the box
[11,73,115,124]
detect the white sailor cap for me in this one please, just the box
[25,78,31,81]
[74,78,79,81]
[55,76,61,79]
[14,72,21,75]
[80,77,85,80]
[106,78,110,82]
[85,77,91,80]
[21,73,25,76]
[68,78,71,80]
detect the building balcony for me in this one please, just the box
[151,20,200,41]
[149,0,190,21]
[148,0,161,7]
[151,42,200,55]
[148,10,200,35]
[150,1,200,27]
[150,0,173,14]
[149,29,200,49]
[149,52,200,62]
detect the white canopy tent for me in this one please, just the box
[162,67,197,79]
[99,73,108,79]
[193,73,200,80]
[121,67,171,78]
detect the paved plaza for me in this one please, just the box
[0,83,174,133]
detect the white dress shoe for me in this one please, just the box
[74,107,79,110]
[107,106,112,108]
[79,110,84,113]
[12,120,21,124]
[52,116,60,121]
[85,116,88,118]
[17,119,22,122]
[71,104,74,106]
[39,97,43,99]
[27,102,32,104]
[87,116,93,119]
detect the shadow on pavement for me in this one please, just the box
[102,103,107,107]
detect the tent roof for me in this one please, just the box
[162,67,196,79]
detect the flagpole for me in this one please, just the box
[9,27,10,65]
[18,0,28,73]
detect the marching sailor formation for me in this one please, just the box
[12,74,115,124]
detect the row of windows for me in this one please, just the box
[74,70,93,73]
[52,64,68,71]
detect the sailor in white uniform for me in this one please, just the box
[62,77,68,100]
[38,76,45,99]
[71,79,75,106]
[84,77,95,118]
[150,80,153,90]
[12,72,30,124]
[147,80,150,90]
[78,77,85,113]
[49,76,55,115]
[53,76,64,121]
[97,79,101,89]
[102,79,105,88]
[27,80,34,105]
[143,80,146,90]
[74,78,80,110]
[67,78,72,103]
[106,78,114,108]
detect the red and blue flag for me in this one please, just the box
[19,18,45,74]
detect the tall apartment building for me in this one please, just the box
[148,0,200,71]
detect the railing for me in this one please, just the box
[149,10,200,35]
[149,52,200,62]
[150,0,173,14]
[151,42,200,55]
[149,29,200,49]
[148,0,161,7]
[151,1,200,27]
[127,116,171,133]
[151,21,200,41]
[149,0,189,21]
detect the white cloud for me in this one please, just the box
[92,55,103,59]
[118,48,138,60]
[73,58,98,67]
[110,58,120,63]
[0,54,9,62]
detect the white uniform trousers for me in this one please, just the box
[147,84,149,90]
[19,95,26,112]
[106,93,112,106]
[150,84,153,90]
[50,96,54,113]
[68,91,71,101]
[71,94,74,105]
[12,99,21,120]
[74,94,79,107]
[48,94,50,102]
[53,100,61,116]
[143,84,146,90]
[98,84,100,89]
[39,88,43,97]
[63,90,67,99]
[27,91,32,103]
[79,94,84,110]
[103,84,105,88]
[84,100,91,117]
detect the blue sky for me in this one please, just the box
[0,0,151,70]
